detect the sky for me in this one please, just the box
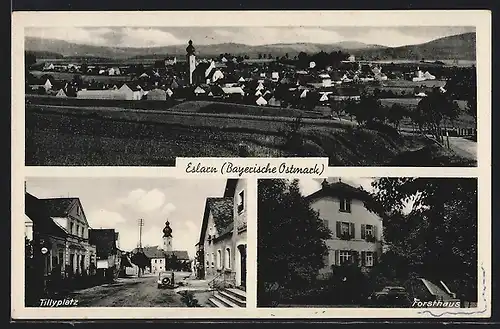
[25,26,475,48]
[25,177,228,259]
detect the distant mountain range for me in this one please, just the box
[25,32,476,61]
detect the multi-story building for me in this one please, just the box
[305,179,383,276]
[198,179,247,288]
[25,192,97,281]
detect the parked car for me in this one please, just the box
[368,286,412,306]
[157,271,174,289]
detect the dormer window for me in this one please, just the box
[339,198,352,213]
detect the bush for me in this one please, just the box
[179,291,202,307]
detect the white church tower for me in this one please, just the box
[162,220,173,252]
[186,40,196,85]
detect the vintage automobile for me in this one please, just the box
[368,286,412,306]
[157,271,175,289]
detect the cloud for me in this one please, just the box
[25,27,112,46]
[119,188,166,212]
[298,178,322,196]
[119,27,182,47]
[25,27,182,48]
[86,209,127,229]
[161,203,176,216]
[352,28,453,47]
[213,27,343,45]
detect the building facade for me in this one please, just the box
[198,179,247,288]
[88,229,122,280]
[25,192,98,284]
[306,179,383,276]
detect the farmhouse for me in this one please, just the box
[77,89,132,100]
[305,178,383,277]
[146,88,167,100]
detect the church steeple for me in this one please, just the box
[186,40,195,56]
[186,40,196,85]
[163,221,173,252]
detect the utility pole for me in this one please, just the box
[137,218,144,277]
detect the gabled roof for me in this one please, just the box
[305,180,372,203]
[41,197,79,217]
[199,196,233,245]
[25,193,68,237]
[165,250,190,260]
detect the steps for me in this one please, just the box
[207,287,246,308]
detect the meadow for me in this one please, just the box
[25,103,474,167]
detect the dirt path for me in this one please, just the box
[67,276,187,307]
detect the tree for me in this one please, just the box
[414,89,460,144]
[258,179,331,305]
[465,92,477,127]
[258,53,262,59]
[330,100,344,120]
[25,52,37,69]
[130,251,150,277]
[387,104,408,132]
[367,178,478,303]
[267,53,273,59]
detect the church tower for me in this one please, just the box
[186,40,196,85]
[162,221,173,252]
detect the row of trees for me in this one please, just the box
[328,89,467,143]
[258,177,477,306]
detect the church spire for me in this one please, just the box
[186,40,195,56]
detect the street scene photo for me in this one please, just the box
[257,177,478,308]
[25,25,477,166]
[24,177,247,307]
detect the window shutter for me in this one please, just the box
[373,225,378,241]
[336,221,341,238]
[350,223,355,239]
[361,251,366,266]
[335,250,340,266]
[361,224,366,239]
[347,199,351,212]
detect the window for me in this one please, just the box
[237,190,245,213]
[341,222,350,235]
[211,253,215,267]
[365,252,374,267]
[225,248,231,268]
[339,251,351,265]
[365,225,373,238]
[337,221,355,239]
[69,222,74,235]
[217,250,222,269]
[76,224,80,237]
[154,259,157,264]
[339,198,352,213]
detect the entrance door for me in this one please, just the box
[238,245,246,287]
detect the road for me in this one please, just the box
[447,136,477,160]
[67,275,187,307]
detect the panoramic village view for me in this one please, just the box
[25,177,247,308]
[25,26,477,166]
[258,177,478,308]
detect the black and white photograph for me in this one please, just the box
[257,177,478,308]
[24,25,477,166]
[24,177,248,308]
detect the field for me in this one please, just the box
[25,103,474,167]
[29,70,134,83]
